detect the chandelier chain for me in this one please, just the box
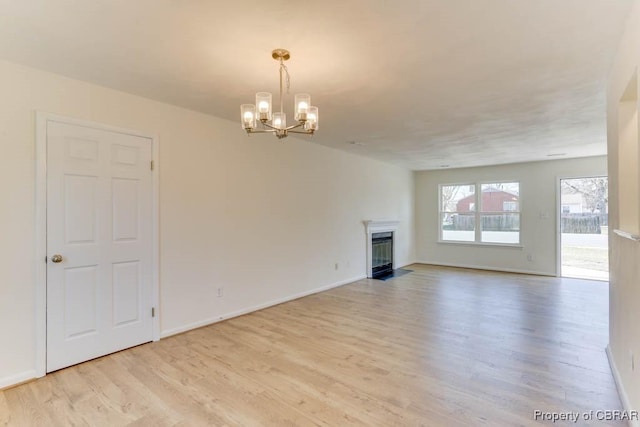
[278,60,290,114]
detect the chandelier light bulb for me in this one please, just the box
[294,94,311,121]
[273,112,286,130]
[305,106,319,131]
[240,104,256,129]
[255,92,272,121]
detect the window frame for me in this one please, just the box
[438,181,522,247]
[439,182,477,243]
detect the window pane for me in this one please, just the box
[441,184,474,212]
[481,213,520,244]
[480,182,519,212]
[441,213,475,242]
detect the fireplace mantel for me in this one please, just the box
[363,220,400,234]
[363,220,399,278]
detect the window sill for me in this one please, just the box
[437,240,523,249]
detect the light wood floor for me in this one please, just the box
[1,264,623,426]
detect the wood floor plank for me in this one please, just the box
[3,383,55,426]
[0,390,12,426]
[0,264,625,426]
[26,374,87,426]
[78,356,183,425]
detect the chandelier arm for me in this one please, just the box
[247,129,277,134]
[288,130,315,135]
[260,119,304,132]
[259,121,281,131]
[284,122,305,131]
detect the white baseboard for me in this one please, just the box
[606,345,639,427]
[414,260,553,277]
[0,369,36,390]
[161,274,367,339]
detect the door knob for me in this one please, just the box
[51,254,63,263]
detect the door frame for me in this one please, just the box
[556,175,566,277]
[35,112,161,378]
[556,174,608,278]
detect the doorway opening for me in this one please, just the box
[559,176,609,281]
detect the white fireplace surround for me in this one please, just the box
[364,220,399,278]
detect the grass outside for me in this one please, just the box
[561,246,609,272]
[562,227,609,275]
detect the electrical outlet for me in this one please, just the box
[527,254,534,262]
[334,263,339,270]
[217,287,224,298]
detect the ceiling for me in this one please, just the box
[0,0,633,170]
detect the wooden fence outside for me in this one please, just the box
[561,214,604,234]
[446,213,607,234]
[451,214,519,231]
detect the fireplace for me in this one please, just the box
[371,232,393,278]
[363,220,400,279]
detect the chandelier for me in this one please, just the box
[240,49,318,139]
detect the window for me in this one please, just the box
[480,183,520,244]
[440,184,475,242]
[439,182,520,245]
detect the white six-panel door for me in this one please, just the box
[46,121,153,372]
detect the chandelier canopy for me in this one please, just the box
[240,49,318,139]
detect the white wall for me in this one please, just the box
[0,59,415,387]
[607,0,640,416]
[415,157,607,275]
